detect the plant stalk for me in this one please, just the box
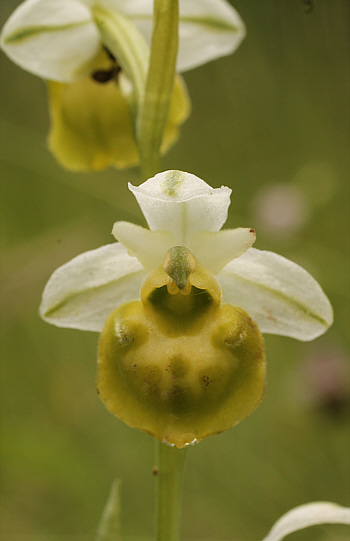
[137,0,179,179]
[155,441,187,541]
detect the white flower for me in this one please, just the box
[262,502,350,541]
[40,170,333,341]
[0,0,246,83]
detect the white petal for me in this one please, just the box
[40,243,146,332]
[112,221,176,270]
[189,228,256,273]
[218,248,333,341]
[261,502,350,541]
[0,0,100,82]
[115,0,245,72]
[129,171,232,244]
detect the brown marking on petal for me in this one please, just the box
[263,306,278,322]
[202,375,211,388]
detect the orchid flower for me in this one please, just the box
[39,171,333,448]
[40,170,333,339]
[0,0,245,171]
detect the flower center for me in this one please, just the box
[163,246,196,295]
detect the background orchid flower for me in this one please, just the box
[40,170,333,340]
[0,0,245,171]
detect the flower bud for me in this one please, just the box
[97,247,265,448]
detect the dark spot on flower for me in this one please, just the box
[91,47,122,84]
[92,65,121,84]
[202,375,211,387]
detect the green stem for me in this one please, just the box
[155,442,187,541]
[137,0,179,179]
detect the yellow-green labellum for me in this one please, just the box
[97,247,265,448]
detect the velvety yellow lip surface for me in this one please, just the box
[97,249,265,448]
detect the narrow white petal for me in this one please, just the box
[261,502,350,541]
[40,243,146,332]
[129,170,232,244]
[189,228,256,273]
[112,221,176,270]
[1,0,100,81]
[218,248,333,341]
[114,0,245,72]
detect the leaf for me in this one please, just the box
[95,479,122,541]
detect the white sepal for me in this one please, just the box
[129,171,232,244]
[39,243,146,331]
[218,248,333,341]
[261,502,350,541]
[177,0,246,72]
[118,0,246,72]
[0,0,100,82]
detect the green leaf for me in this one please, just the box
[95,479,122,541]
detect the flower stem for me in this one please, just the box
[137,0,179,179]
[155,441,187,541]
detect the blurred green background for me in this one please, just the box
[1,1,349,540]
